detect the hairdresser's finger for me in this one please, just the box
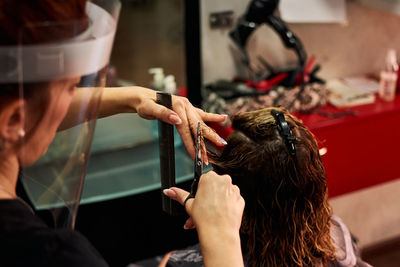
[166,187,194,213]
[163,188,177,199]
[184,108,213,163]
[202,122,227,147]
[138,100,182,125]
[183,217,196,230]
[176,124,196,160]
[232,185,241,198]
[171,96,196,158]
[196,108,228,123]
[158,251,176,267]
[174,106,196,159]
[194,108,228,146]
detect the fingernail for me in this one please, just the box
[183,222,194,230]
[163,188,176,198]
[168,114,182,125]
[220,137,227,145]
[184,220,195,229]
[205,159,209,166]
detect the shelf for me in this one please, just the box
[81,140,194,205]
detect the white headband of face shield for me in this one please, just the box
[0,2,118,83]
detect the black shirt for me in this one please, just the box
[0,199,109,267]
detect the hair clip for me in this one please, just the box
[271,109,296,156]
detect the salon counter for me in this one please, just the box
[297,94,400,197]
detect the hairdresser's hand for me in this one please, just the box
[98,86,226,162]
[164,171,245,267]
[164,171,244,232]
[132,87,227,163]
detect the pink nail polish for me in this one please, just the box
[168,114,182,125]
[163,189,173,198]
[220,137,227,145]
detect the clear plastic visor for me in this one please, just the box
[0,0,121,229]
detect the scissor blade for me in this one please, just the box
[191,122,202,196]
[195,122,202,172]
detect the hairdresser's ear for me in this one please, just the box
[0,99,26,144]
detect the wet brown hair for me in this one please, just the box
[209,107,335,267]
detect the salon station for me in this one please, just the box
[23,0,400,266]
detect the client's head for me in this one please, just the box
[209,107,335,267]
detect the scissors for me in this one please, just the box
[184,122,203,207]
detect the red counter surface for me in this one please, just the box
[209,94,400,198]
[297,95,400,197]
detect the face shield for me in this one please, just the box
[0,0,120,229]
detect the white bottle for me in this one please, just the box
[163,75,177,94]
[148,68,165,91]
[379,49,398,101]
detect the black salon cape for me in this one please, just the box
[0,199,109,267]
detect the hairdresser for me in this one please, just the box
[0,1,244,266]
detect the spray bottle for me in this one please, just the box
[163,75,177,95]
[379,49,398,101]
[148,68,165,91]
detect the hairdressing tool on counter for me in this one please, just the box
[246,72,288,92]
[206,80,267,99]
[157,92,182,215]
[183,122,203,207]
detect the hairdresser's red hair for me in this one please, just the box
[0,0,87,45]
